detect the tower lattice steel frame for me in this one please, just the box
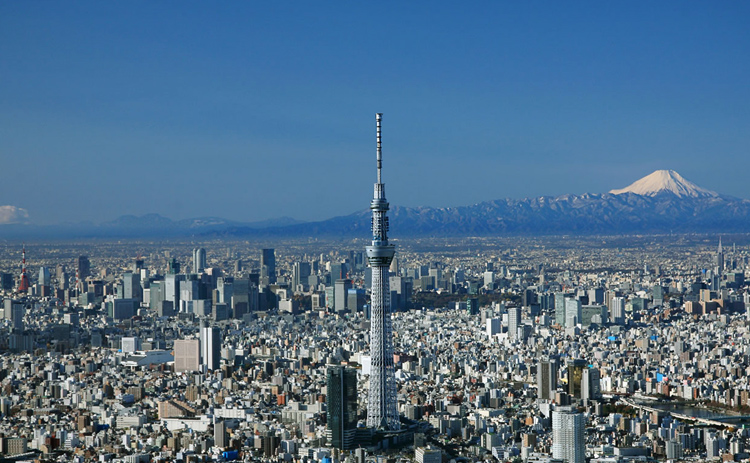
[366,113,400,430]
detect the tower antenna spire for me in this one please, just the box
[376,113,383,184]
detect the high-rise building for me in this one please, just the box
[123,272,142,302]
[366,113,399,431]
[537,358,558,401]
[552,406,585,463]
[610,296,626,325]
[326,366,358,449]
[581,367,601,404]
[78,255,91,279]
[200,320,221,371]
[508,306,522,340]
[261,249,276,284]
[38,266,51,287]
[292,262,311,291]
[554,292,566,325]
[215,418,228,448]
[565,298,582,328]
[334,279,352,314]
[567,359,587,399]
[193,248,207,274]
[174,339,200,372]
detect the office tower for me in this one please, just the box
[565,298,582,328]
[587,287,604,304]
[508,306,522,340]
[217,277,233,304]
[326,366,358,449]
[193,248,207,274]
[554,292,566,325]
[347,288,365,314]
[38,266,51,287]
[486,318,502,337]
[366,113,399,430]
[200,320,221,371]
[174,339,200,372]
[0,273,13,291]
[17,245,30,293]
[122,336,141,353]
[610,296,626,325]
[261,249,276,284]
[552,406,585,463]
[78,255,91,279]
[581,368,601,404]
[537,358,558,400]
[232,278,250,318]
[330,262,345,285]
[123,272,142,302]
[567,359,587,399]
[167,258,180,275]
[292,262,311,291]
[334,279,352,314]
[215,418,228,448]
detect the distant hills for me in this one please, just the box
[3,170,750,239]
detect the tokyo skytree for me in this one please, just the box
[366,113,400,430]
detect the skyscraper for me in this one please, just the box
[193,248,207,274]
[366,113,399,431]
[326,366,358,449]
[537,358,558,400]
[552,406,585,463]
[78,255,91,279]
[261,249,276,284]
[567,359,587,399]
[508,306,522,340]
[582,367,602,404]
[200,320,221,371]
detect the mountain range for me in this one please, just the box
[2,170,749,239]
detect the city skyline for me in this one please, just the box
[2,2,749,225]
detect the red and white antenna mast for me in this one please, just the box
[18,243,30,292]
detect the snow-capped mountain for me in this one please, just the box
[609,170,719,198]
[3,170,748,238]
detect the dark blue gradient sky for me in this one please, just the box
[1,2,748,224]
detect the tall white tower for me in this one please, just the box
[366,113,400,430]
[552,406,585,463]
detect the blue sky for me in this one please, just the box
[1,2,748,224]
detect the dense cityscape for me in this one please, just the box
[0,230,748,463]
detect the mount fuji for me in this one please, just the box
[609,170,720,198]
[3,170,749,238]
[219,169,750,237]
